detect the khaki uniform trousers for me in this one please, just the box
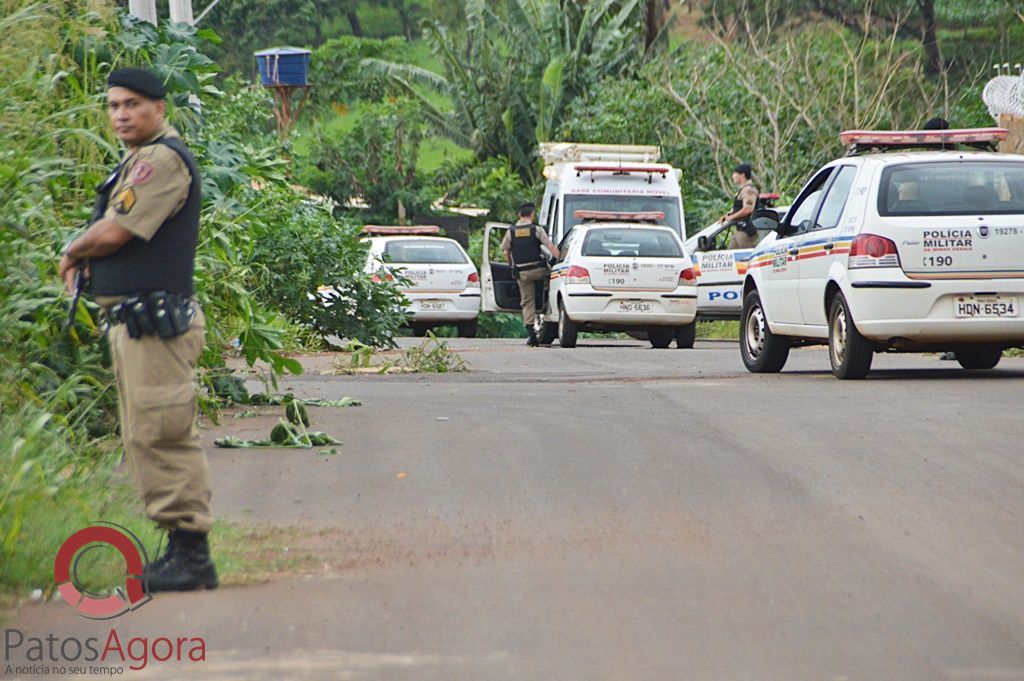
[108,306,212,533]
[516,265,550,327]
[728,225,760,249]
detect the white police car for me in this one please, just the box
[740,127,1024,378]
[684,196,786,320]
[534,218,697,348]
[359,226,480,337]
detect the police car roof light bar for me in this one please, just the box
[574,164,671,185]
[840,128,1008,155]
[362,225,441,235]
[573,210,666,223]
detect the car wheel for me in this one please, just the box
[457,320,478,338]
[740,290,789,373]
[675,323,696,349]
[955,349,1002,370]
[649,327,674,349]
[558,300,578,348]
[538,322,558,345]
[828,293,874,379]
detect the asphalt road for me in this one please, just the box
[10,339,1024,680]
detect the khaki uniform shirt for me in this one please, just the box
[95,122,193,308]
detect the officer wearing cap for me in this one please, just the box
[58,67,216,592]
[501,203,560,346]
[721,163,760,249]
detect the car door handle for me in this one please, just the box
[823,242,835,251]
[788,248,799,256]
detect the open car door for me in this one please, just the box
[481,222,522,313]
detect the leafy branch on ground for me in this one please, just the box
[333,333,468,374]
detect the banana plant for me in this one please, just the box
[364,0,661,182]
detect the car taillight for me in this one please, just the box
[466,271,480,286]
[848,234,900,269]
[679,267,696,283]
[565,265,591,285]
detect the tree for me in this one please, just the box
[702,0,1010,75]
[366,0,661,182]
[300,99,431,222]
[204,0,364,74]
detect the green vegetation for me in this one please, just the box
[0,0,407,599]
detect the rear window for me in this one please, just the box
[879,161,1024,216]
[581,228,682,258]
[383,239,467,264]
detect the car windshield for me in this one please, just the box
[581,228,682,258]
[563,195,682,235]
[879,161,1024,216]
[383,239,467,264]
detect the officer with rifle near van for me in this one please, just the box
[59,67,217,593]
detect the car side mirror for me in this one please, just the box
[696,235,711,251]
[750,208,780,233]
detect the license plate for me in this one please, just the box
[618,300,653,313]
[418,300,446,311]
[954,296,1018,318]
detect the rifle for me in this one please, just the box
[64,266,86,331]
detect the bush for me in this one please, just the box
[247,190,411,347]
[298,98,434,223]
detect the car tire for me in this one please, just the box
[538,322,558,345]
[457,320,478,338]
[675,323,696,349]
[955,349,1002,370]
[558,301,578,348]
[740,290,789,373]
[648,327,674,349]
[828,293,874,379]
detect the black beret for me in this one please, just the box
[734,163,753,178]
[107,67,167,100]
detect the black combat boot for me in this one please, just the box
[526,325,539,347]
[144,529,218,593]
[146,530,177,573]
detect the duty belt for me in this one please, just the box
[106,292,196,339]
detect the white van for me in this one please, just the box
[482,143,686,317]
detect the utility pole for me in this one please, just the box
[128,0,158,25]
[169,0,195,25]
[128,0,195,25]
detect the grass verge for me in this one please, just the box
[697,320,740,341]
[1,459,319,622]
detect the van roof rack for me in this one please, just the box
[840,128,1008,155]
[538,142,661,165]
[574,210,665,223]
[362,225,441,235]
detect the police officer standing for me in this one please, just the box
[58,68,216,592]
[501,203,560,346]
[721,163,760,249]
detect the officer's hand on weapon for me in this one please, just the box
[59,252,79,294]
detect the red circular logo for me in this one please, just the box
[54,523,151,619]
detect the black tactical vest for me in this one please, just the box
[732,183,758,214]
[509,223,543,266]
[88,136,201,296]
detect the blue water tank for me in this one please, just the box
[255,47,311,87]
